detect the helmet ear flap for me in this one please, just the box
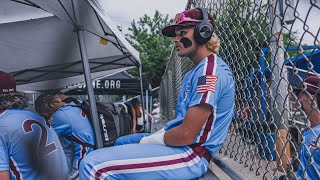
[194,8,213,44]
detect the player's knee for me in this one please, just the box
[79,155,92,177]
[115,133,151,145]
[114,135,130,145]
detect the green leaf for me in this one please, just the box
[126,11,173,87]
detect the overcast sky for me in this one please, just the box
[100,0,319,45]
[99,0,188,34]
[1,0,318,45]
[290,0,320,45]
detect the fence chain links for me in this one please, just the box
[160,0,320,179]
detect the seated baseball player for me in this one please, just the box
[35,90,95,180]
[79,7,235,180]
[294,76,320,179]
[0,71,69,180]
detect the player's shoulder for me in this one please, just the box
[55,102,80,115]
[0,109,46,135]
[193,54,222,72]
[0,109,40,120]
[306,125,320,137]
[313,124,320,131]
[191,55,228,79]
[54,103,85,124]
[60,102,80,112]
[304,126,320,139]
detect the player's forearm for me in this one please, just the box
[164,126,195,146]
[0,170,10,180]
[139,126,194,146]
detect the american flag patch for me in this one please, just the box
[197,75,218,94]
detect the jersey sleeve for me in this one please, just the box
[176,72,191,117]
[0,131,10,171]
[188,56,223,110]
[51,110,72,137]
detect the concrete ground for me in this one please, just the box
[210,154,262,180]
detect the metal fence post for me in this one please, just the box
[268,0,290,172]
[145,89,149,132]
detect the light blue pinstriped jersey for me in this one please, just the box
[165,54,235,155]
[0,109,68,180]
[297,125,320,179]
[51,102,95,178]
[78,54,235,180]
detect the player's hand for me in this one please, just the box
[132,129,137,134]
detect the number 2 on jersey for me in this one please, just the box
[23,119,57,158]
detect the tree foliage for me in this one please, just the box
[126,11,173,88]
[214,0,300,77]
[212,0,303,110]
[215,0,270,69]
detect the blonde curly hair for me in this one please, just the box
[35,90,63,119]
[206,33,220,54]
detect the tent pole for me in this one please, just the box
[268,0,290,171]
[149,95,152,132]
[138,65,146,132]
[146,89,149,132]
[73,0,103,149]
[146,90,149,114]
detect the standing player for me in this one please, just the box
[0,71,69,180]
[79,7,235,180]
[35,91,95,180]
[295,76,320,179]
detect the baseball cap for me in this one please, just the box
[0,71,16,94]
[303,76,320,95]
[162,8,215,37]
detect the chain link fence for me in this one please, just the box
[159,0,320,179]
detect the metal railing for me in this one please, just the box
[159,0,320,179]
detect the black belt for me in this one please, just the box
[188,144,212,162]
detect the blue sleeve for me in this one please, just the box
[51,110,72,136]
[0,131,10,171]
[188,64,223,111]
[176,73,191,117]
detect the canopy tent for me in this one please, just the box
[1,0,140,89]
[285,48,320,73]
[284,49,320,88]
[65,71,152,95]
[18,67,134,92]
[63,71,153,133]
[0,0,144,149]
[244,47,320,120]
